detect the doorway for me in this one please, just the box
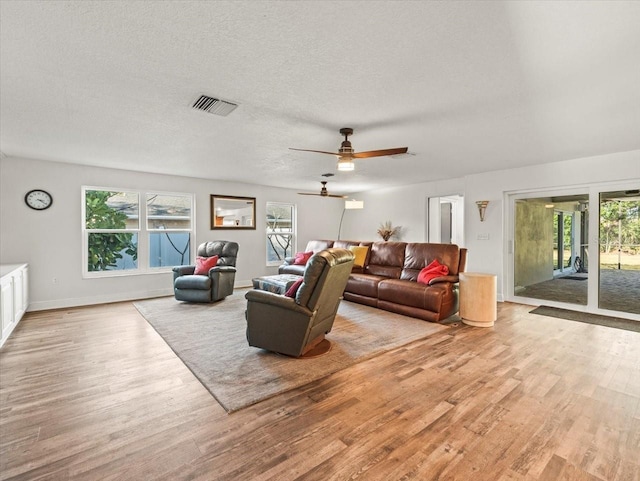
[428,195,464,245]
[513,193,588,306]
[598,190,640,314]
[508,184,640,318]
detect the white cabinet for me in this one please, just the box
[0,264,29,348]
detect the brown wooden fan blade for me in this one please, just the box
[352,147,408,158]
[289,148,341,156]
[298,192,347,198]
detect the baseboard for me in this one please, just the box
[27,288,175,311]
[27,281,254,312]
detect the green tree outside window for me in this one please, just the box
[85,191,138,271]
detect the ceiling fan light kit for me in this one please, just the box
[337,156,355,171]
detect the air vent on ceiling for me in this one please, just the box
[192,95,238,116]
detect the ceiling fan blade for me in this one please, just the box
[289,148,341,156]
[298,192,347,198]
[352,147,408,158]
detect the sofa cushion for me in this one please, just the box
[174,274,212,290]
[345,273,385,298]
[401,243,461,281]
[305,240,334,253]
[365,242,406,278]
[378,279,451,313]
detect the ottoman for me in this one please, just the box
[252,274,302,295]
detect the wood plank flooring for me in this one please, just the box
[0,300,638,480]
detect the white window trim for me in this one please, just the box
[82,186,195,278]
[266,201,296,267]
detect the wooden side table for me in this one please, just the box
[459,272,497,327]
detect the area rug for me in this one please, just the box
[530,306,640,333]
[134,291,449,413]
[558,276,588,281]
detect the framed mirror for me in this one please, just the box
[210,195,256,229]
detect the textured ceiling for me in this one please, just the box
[1,1,639,195]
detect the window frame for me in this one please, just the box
[146,192,194,270]
[266,201,296,267]
[82,186,195,278]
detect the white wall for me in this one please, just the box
[340,177,466,243]
[0,156,343,310]
[2,151,638,310]
[342,150,640,302]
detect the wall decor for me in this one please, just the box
[211,195,256,229]
[25,189,53,210]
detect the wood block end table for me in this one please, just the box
[459,272,497,327]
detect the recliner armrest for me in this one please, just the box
[172,265,195,282]
[245,289,312,316]
[173,265,195,275]
[209,265,236,273]
[428,275,459,285]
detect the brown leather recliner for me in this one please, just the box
[245,248,355,357]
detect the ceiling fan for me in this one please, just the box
[298,181,347,198]
[290,127,408,171]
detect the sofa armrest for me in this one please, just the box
[428,275,460,285]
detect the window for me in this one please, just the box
[83,187,194,276]
[147,193,192,267]
[266,202,295,266]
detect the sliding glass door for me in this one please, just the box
[509,185,639,318]
[513,193,588,306]
[598,191,640,314]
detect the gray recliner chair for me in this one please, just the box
[245,248,355,357]
[172,241,239,302]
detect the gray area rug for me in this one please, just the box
[134,290,449,413]
[530,306,640,333]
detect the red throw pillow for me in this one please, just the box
[417,259,449,285]
[284,278,304,298]
[293,251,313,265]
[194,255,219,275]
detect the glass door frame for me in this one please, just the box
[504,180,640,321]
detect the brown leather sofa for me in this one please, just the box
[278,240,372,276]
[280,240,467,322]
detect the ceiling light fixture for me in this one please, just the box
[338,199,364,240]
[337,156,355,172]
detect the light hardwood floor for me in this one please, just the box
[1,299,638,480]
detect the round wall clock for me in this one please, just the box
[25,189,53,210]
